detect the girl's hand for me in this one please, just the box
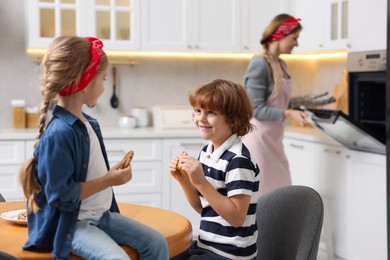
[106,159,132,186]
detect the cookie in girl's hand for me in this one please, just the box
[122,150,134,169]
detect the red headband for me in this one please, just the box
[58,37,103,96]
[268,17,301,43]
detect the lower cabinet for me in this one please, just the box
[284,135,387,260]
[104,138,164,207]
[347,151,387,260]
[0,141,26,201]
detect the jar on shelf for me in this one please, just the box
[11,99,26,128]
[26,106,39,128]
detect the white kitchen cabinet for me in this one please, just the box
[162,138,208,238]
[26,0,140,50]
[317,143,350,258]
[141,0,240,52]
[104,138,164,207]
[346,150,387,260]
[347,0,387,52]
[241,0,290,53]
[291,0,348,53]
[0,141,26,201]
[283,137,319,190]
[291,0,387,53]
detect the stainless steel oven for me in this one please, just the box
[306,50,386,155]
[347,50,386,144]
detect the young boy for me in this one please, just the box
[170,79,260,259]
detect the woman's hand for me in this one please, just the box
[284,109,310,127]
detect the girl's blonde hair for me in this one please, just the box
[19,36,108,213]
[189,79,254,137]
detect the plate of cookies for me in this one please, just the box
[1,209,27,225]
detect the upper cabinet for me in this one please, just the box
[26,0,140,50]
[241,0,290,53]
[89,0,140,50]
[141,0,241,52]
[291,0,387,53]
[27,0,386,54]
[347,0,387,52]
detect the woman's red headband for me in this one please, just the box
[58,37,103,96]
[268,17,301,43]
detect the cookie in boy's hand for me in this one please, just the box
[122,150,134,169]
[176,151,188,170]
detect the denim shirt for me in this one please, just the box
[23,105,119,260]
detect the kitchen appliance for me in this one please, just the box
[347,50,386,144]
[308,108,385,155]
[152,106,194,129]
[131,107,148,127]
[305,50,386,155]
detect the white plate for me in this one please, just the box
[1,209,27,225]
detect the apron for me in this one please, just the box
[243,77,292,196]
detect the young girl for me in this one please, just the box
[170,79,260,259]
[19,36,168,260]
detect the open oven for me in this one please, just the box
[307,50,386,155]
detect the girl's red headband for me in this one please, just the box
[58,37,103,96]
[268,17,301,43]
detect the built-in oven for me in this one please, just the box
[347,50,386,144]
[306,50,386,155]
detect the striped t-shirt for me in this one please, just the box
[196,134,260,259]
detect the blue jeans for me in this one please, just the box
[71,211,169,260]
[171,241,229,260]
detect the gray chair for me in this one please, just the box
[0,251,20,260]
[256,185,323,260]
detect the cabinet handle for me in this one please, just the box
[289,143,304,149]
[187,45,193,49]
[323,148,341,154]
[179,142,205,148]
[107,149,127,155]
[194,45,200,49]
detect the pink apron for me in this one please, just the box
[243,77,292,196]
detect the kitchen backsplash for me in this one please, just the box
[0,0,346,128]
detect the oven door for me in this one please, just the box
[308,109,385,155]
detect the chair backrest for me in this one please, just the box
[0,251,20,260]
[256,185,323,260]
[0,193,5,202]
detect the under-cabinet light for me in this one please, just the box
[26,48,348,62]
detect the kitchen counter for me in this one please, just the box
[0,125,339,145]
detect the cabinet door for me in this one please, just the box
[241,0,290,53]
[141,0,191,51]
[283,138,319,190]
[26,0,85,48]
[348,0,387,51]
[162,138,208,238]
[347,151,387,260]
[104,139,163,207]
[191,0,240,52]
[0,141,26,201]
[290,0,327,53]
[89,0,140,50]
[317,144,349,258]
[142,0,240,52]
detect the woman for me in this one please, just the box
[243,14,309,196]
